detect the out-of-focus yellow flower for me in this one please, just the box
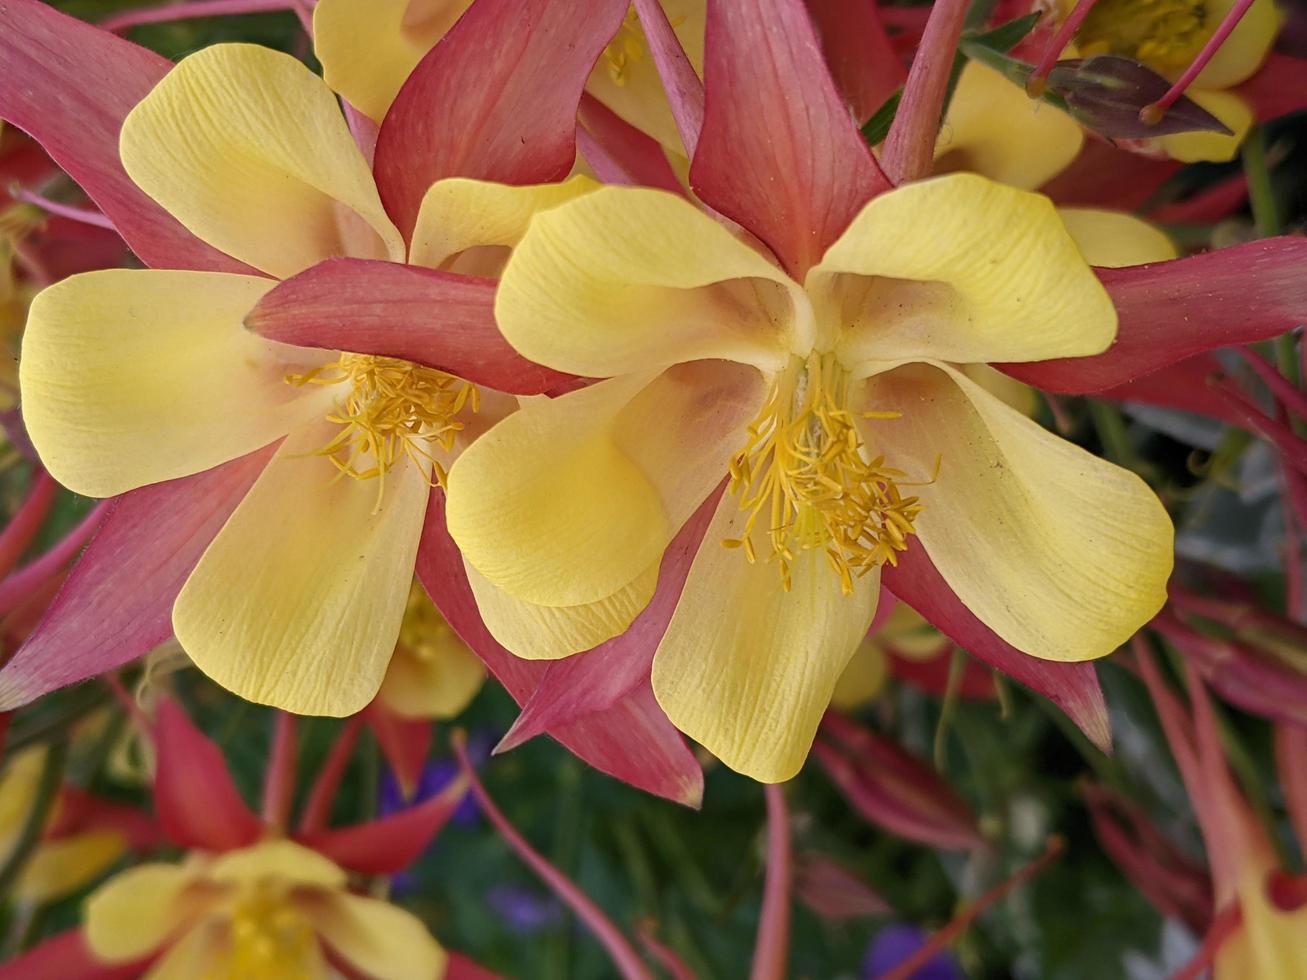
[375,580,485,719]
[0,747,127,907]
[313,0,705,153]
[1062,0,1280,161]
[85,838,445,979]
[831,603,950,710]
[446,173,1174,781]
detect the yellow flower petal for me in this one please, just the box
[377,589,487,718]
[464,557,659,660]
[173,426,428,716]
[496,185,800,377]
[811,174,1116,367]
[1057,208,1179,268]
[1157,89,1254,163]
[830,639,890,711]
[1193,0,1279,89]
[937,62,1084,190]
[410,175,598,273]
[14,831,125,906]
[862,362,1173,661]
[142,922,228,980]
[958,363,1039,417]
[120,44,404,278]
[0,747,44,855]
[585,0,707,153]
[302,890,446,980]
[19,270,331,498]
[314,0,472,122]
[652,495,880,782]
[207,839,346,888]
[85,863,198,961]
[448,360,764,607]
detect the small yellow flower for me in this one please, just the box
[376,580,486,720]
[84,838,445,980]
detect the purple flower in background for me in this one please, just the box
[487,884,564,934]
[864,924,965,980]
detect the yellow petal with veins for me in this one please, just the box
[936,62,1084,190]
[1157,89,1253,163]
[85,863,199,961]
[410,175,598,273]
[464,557,660,660]
[811,173,1116,368]
[652,494,880,782]
[314,0,472,121]
[173,425,428,716]
[496,185,800,378]
[448,360,763,609]
[19,270,332,498]
[862,362,1172,661]
[1057,208,1179,268]
[302,890,446,980]
[121,43,404,278]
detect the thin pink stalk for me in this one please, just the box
[12,189,115,231]
[632,0,704,156]
[297,714,363,834]
[876,835,1066,980]
[635,921,695,980]
[1285,474,1306,621]
[0,501,110,616]
[100,0,304,32]
[451,732,652,980]
[1140,0,1257,122]
[1208,374,1307,476]
[881,0,969,183]
[1234,347,1307,422]
[102,672,154,744]
[1275,725,1307,857]
[0,470,56,580]
[1169,902,1243,980]
[1028,0,1100,94]
[750,784,792,980]
[261,712,298,831]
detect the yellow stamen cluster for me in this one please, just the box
[725,353,923,594]
[397,580,455,663]
[603,9,645,86]
[226,883,317,980]
[287,354,478,504]
[1076,0,1211,75]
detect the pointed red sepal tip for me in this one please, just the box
[154,698,264,852]
[363,703,433,800]
[297,772,468,876]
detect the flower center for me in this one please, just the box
[224,884,317,980]
[397,580,455,663]
[1075,0,1211,75]
[287,354,478,502]
[602,10,646,86]
[725,352,922,594]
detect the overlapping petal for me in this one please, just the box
[863,363,1172,662]
[305,891,446,979]
[84,864,198,961]
[172,426,429,716]
[120,44,404,278]
[19,270,328,497]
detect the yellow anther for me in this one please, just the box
[1076,0,1211,75]
[725,353,925,594]
[286,354,478,509]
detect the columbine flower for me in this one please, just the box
[375,581,486,721]
[1050,0,1280,160]
[14,43,583,716]
[83,838,444,979]
[313,0,705,154]
[445,169,1174,781]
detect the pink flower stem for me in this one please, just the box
[451,731,653,980]
[100,0,307,34]
[1275,724,1307,855]
[0,470,56,580]
[1234,347,1307,422]
[1140,0,1257,123]
[297,714,363,834]
[101,672,154,744]
[12,189,115,231]
[634,921,694,980]
[0,501,110,616]
[1170,901,1243,979]
[261,712,298,832]
[875,834,1066,980]
[881,0,969,183]
[750,784,793,980]
[1027,0,1099,95]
